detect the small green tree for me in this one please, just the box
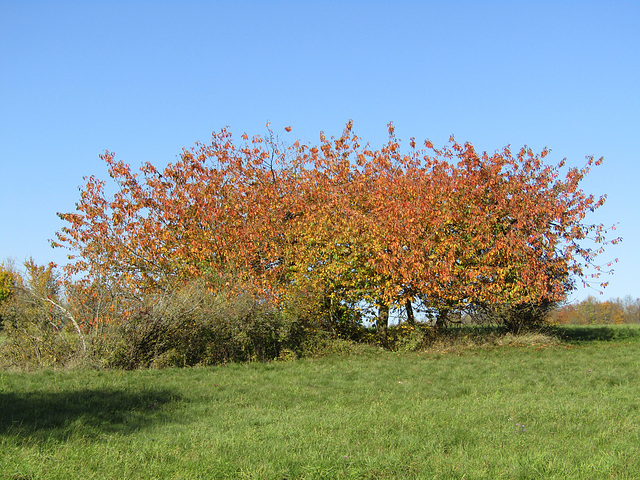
[0,259,86,367]
[0,261,19,329]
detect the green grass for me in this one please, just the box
[2,325,640,479]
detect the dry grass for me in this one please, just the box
[419,328,561,355]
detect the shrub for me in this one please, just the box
[386,322,435,352]
[475,300,556,334]
[0,261,24,331]
[104,278,319,369]
[0,260,85,368]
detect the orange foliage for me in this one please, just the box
[551,296,639,325]
[54,122,618,313]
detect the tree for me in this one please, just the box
[550,296,639,325]
[55,122,618,336]
[0,262,18,329]
[0,263,14,305]
[0,259,86,366]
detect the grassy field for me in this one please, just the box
[1,325,640,479]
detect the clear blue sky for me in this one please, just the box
[1,1,638,302]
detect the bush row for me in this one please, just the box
[0,261,558,370]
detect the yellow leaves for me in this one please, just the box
[0,266,18,304]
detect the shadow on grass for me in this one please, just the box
[0,387,180,443]
[409,323,640,348]
[549,324,640,343]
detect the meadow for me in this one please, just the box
[1,325,640,479]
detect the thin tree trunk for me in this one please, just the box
[377,303,389,347]
[436,308,449,329]
[44,297,87,352]
[405,299,415,325]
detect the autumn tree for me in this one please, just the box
[54,122,618,337]
[550,296,639,325]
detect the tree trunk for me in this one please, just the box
[435,308,449,329]
[377,303,389,347]
[405,299,415,325]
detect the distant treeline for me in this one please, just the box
[549,296,640,325]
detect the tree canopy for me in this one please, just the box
[54,122,618,326]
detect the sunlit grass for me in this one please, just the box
[1,325,640,479]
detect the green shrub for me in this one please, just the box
[0,267,12,306]
[104,279,319,369]
[296,330,376,358]
[0,261,18,330]
[469,300,556,334]
[386,322,435,352]
[0,260,84,368]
